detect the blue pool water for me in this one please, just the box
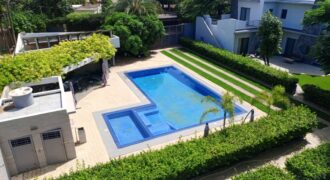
[103,66,246,147]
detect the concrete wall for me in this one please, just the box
[273,3,313,30]
[0,148,9,180]
[0,110,76,176]
[195,16,221,48]
[238,0,265,22]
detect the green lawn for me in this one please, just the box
[294,74,330,91]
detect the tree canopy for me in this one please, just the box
[111,0,162,16]
[103,12,165,56]
[257,12,283,66]
[177,0,230,21]
[303,0,330,74]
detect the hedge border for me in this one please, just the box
[57,106,316,179]
[302,84,330,111]
[286,143,330,179]
[180,38,298,94]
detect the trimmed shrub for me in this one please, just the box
[180,38,298,94]
[286,143,330,179]
[302,84,330,111]
[57,106,316,179]
[233,165,295,180]
[0,34,116,91]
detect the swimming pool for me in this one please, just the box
[102,66,246,148]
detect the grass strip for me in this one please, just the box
[178,48,271,92]
[161,50,269,113]
[170,49,262,95]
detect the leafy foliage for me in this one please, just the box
[103,12,164,56]
[233,165,295,180]
[12,11,48,33]
[253,85,290,114]
[201,92,242,127]
[57,106,316,179]
[8,0,74,19]
[257,12,283,66]
[302,84,330,111]
[180,38,298,94]
[303,0,330,74]
[286,143,330,179]
[177,0,230,21]
[111,0,162,16]
[0,34,116,91]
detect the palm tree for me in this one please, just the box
[252,85,290,114]
[200,92,242,128]
[112,0,162,16]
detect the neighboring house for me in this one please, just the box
[195,0,321,63]
[72,3,102,14]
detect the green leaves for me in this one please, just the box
[286,143,330,179]
[233,165,295,180]
[0,34,116,91]
[180,38,298,94]
[302,84,330,111]
[257,12,283,59]
[103,12,164,56]
[57,106,317,179]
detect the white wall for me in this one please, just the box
[276,3,313,30]
[238,0,265,22]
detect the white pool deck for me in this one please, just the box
[12,50,265,179]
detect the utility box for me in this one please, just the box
[78,127,86,144]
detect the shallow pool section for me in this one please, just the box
[102,66,246,147]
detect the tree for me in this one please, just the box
[111,0,162,16]
[177,0,230,22]
[102,12,164,56]
[201,92,242,128]
[303,0,330,74]
[101,0,113,14]
[257,12,283,66]
[252,85,290,114]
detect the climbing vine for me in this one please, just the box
[0,34,116,91]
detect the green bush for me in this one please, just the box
[57,106,316,179]
[302,84,330,111]
[102,12,165,56]
[233,165,295,180]
[180,38,298,94]
[49,12,103,31]
[0,34,116,91]
[12,11,48,33]
[286,143,330,179]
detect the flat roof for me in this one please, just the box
[0,92,62,122]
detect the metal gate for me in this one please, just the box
[10,136,39,173]
[42,129,67,164]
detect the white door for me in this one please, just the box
[42,129,67,164]
[10,136,39,173]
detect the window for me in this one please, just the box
[11,137,31,147]
[269,9,273,13]
[281,9,287,19]
[240,7,250,21]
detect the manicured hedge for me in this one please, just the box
[302,84,330,111]
[233,165,295,180]
[180,38,298,94]
[57,106,316,179]
[286,143,330,179]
